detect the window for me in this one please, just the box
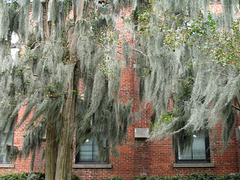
[0,131,13,164]
[176,130,210,163]
[75,139,108,164]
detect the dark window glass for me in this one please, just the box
[0,132,13,164]
[76,139,108,164]
[176,130,210,163]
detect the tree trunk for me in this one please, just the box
[42,1,60,179]
[75,0,84,22]
[42,0,50,41]
[55,69,76,180]
[45,120,58,180]
[54,109,74,180]
[42,1,80,178]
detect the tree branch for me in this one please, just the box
[236,96,240,109]
[76,0,85,23]
[73,0,76,23]
[132,47,147,57]
[116,45,147,57]
[232,105,240,111]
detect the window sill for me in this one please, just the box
[0,164,15,168]
[72,164,112,169]
[173,163,214,168]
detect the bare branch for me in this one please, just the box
[236,96,240,109]
[132,48,147,57]
[232,105,240,111]
[116,45,147,57]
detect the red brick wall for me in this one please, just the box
[0,105,45,175]
[235,100,240,172]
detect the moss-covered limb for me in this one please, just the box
[0,1,10,41]
[30,147,36,172]
[222,106,236,148]
[20,119,46,161]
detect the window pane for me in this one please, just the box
[0,134,6,146]
[178,145,192,160]
[177,131,207,161]
[192,132,206,159]
[77,138,109,163]
[80,151,92,161]
[0,133,13,163]
[0,149,4,162]
[80,139,93,161]
[79,139,101,162]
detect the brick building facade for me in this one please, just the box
[0,3,240,180]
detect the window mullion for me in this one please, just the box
[191,146,193,160]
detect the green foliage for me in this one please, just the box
[187,173,216,180]
[99,56,115,79]
[0,173,80,180]
[131,1,155,36]
[152,110,176,131]
[5,173,239,180]
[12,1,19,10]
[44,83,63,99]
[133,173,240,180]
[0,172,45,180]
[105,177,124,180]
[187,173,240,180]
[97,27,120,45]
[136,8,151,34]
[133,4,240,69]
[71,174,81,180]
[161,12,240,69]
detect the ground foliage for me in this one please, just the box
[1,173,240,180]
[0,172,80,180]
[134,173,240,180]
[106,173,240,180]
[0,0,239,174]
